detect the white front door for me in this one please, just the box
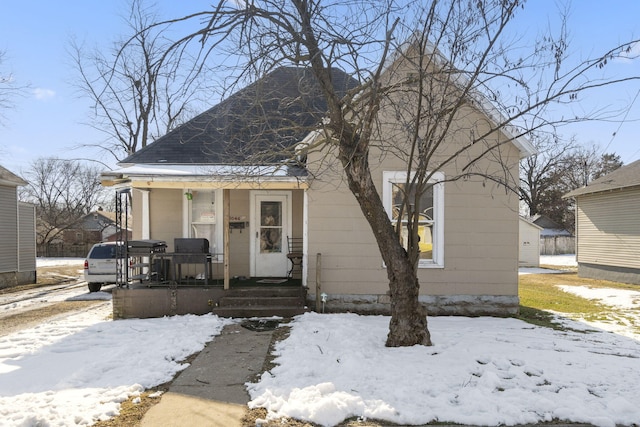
[251,192,291,277]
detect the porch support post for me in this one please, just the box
[140,189,150,239]
[223,189,230,290]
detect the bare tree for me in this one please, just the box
[520,134,577,218]
[152,0,638,346]
[0,50,26,126]
[19,158,109,249]
[521,140,624,233]
[69,0,211,161]
[563,145,624,188]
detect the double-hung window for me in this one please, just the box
[383,171,444,268]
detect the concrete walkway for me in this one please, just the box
[139,321,594,427]
[140,322,274,427]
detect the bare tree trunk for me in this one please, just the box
[387,263,431,347]
[339,136,432,347]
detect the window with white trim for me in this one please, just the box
[383,171,444,268]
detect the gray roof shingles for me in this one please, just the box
[121,67,358,166]
[565,158,640,198]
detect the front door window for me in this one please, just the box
[252,192,290,277]
[260,201,282,253]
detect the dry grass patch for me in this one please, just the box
[0,301,104,336]
[91,389,167,427]
[518,271,638,328]
[0,265,83,295]
[37,264,84,285]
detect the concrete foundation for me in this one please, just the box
[0,270,37,289]
[113,287,520,319]
[308,293,520,316]
[578,262,640,286]
[112,287,225,319]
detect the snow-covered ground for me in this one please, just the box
[0,305,235,426]
[248,312,640,427]
[520,254,640,341]
[519,254,577,275]
[1,259,95,317]
[36,257,85,267]
[557,284,640,341]
[540,254,578,267]
[1,255,638,426]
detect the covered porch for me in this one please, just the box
[103,167,309,319]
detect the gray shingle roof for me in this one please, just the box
[565,158,640,198]
[121,67,358,166]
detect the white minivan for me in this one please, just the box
[84,242,123,292]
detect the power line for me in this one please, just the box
[601,89,640,156]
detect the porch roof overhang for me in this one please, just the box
[101,164,309,190]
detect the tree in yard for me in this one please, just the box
[19,158,110,251]
[593,152,624,181]
[148,0,638,347]
[563,145,624,189]
[520,134,576,218]
[521,139,624,232]
[69,0,211,161]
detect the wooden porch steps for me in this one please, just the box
[212,286,308,318]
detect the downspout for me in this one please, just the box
[302,189,309,287]
[182,189,191,238]
[224,189,230,290]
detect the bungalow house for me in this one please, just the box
[39,210,130,257]
[102,57,534,318]
[63,210,131,244]
[564,159,640,285]
[0,165,36,288]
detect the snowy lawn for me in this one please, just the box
[0,306,234,426]
[248,312,640,427]
[36,258,85,267]
[246,255,640,427]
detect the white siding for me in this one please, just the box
[519,219,540,267]
[576,188,640,269]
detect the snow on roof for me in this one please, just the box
[103,163,300,180]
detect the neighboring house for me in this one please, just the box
[531,214,572,237]
[565,159,640,285]
[0,165,36,288]
[39,210,131,257]
[531,214,574,255]
[102,61,534,318]
[63,210,131,244]
[519,217,542,267]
